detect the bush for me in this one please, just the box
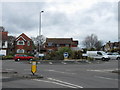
[24,53,34,56]
[44,47,74,60]
[3,55,14,60]
[72,50,83,59]
[58,47,73,59]
[87,57,94,61]
[44,51,63,60]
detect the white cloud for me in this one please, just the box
[1,0,118,47]
[0,3,2,25]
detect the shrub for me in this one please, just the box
[44,47,74,60]
[87,57,94,61]
[57,47,73,59]
[3,55,14,60]
[72,50,83,59]
[24,53,34,56]
[44,51,63,60]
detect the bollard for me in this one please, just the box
[31,60,37,75]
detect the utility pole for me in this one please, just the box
[39,11,44,54]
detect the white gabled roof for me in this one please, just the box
[16,36,26,41]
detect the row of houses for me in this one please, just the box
[102,41,120,52]
[0,26,120,56]
[0,27,79,55]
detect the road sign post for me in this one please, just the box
[31,60,37,75]
[63,52,69,60]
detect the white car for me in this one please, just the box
[86,51,110,61]
[107,53,120,60]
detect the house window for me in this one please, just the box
[65,44,69,47]
[17,40,25,45]
[48,42,53,46]
[57,44,60,47]
[27,41,30,46]
[17,49,24,53]
[48,49,53,53]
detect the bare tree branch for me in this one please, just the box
[82,34,102,50]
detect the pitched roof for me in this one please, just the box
[0,26,5,32]
[0,31,8,41]
[16,33,31,41]
[0,27,8,41]
[46,38,73,44]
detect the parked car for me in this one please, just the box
[85,51,110,61]
[14,54,35,61]
[107,52,120,60]
[0,54,5,56]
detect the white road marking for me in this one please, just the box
[2,77,10,79]
[49,62,53,64]
[33,78,83,88]
[47,69,76,75]
[33,79,79,88]
[95,76,118,81]
[87,68,118,72]
[61,62,67,64]
[48,78,83,88]
[5,69,14,71]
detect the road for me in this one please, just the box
[1,59,119,89]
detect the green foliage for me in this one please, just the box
[44,47,73,60]
[58,47,73,58]
[87,57,94,61]
[88,48,96,51]
[109,48,120,53]
[44,54,51,60]
[22,53,34,56]
[3,55,14,60]
[72,50,82,59]
[44,51,64,60]
[8,53,15,56]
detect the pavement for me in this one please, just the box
[1,59,119,89]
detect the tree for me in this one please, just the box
[31,35,46,53]
[31,35,46,46]
[95,40,103,50]
[7,36,16,55]
[82,34,103,50]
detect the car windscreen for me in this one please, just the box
[23,55,28,57]
[97,52,102,55]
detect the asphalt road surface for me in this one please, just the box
[1,59,119,89]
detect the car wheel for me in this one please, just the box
[15,58,20,61]
[102,57,105,61]
[117,57,120,60]
[29,58,33,61]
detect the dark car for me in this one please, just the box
[14,54,35,61]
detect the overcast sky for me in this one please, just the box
[1,0,119,46]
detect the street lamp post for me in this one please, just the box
[39,11,44,54]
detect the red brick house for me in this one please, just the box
[0,27,8,55]
[45,38,78,52]
[15,33,34,54]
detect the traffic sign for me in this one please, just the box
[64,52,69,59]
